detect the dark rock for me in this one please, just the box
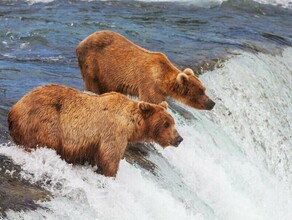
[167,98,195,121]
[261,32,292,46]
[0,155,51,218]
[192,57,225,74]
[124,143,157,173]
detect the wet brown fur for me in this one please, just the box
[76,30,215,110]
[8,84,180,177]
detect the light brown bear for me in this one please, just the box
[76,30,215,110]
[8,84,182,177]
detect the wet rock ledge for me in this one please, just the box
[0,155,50,218]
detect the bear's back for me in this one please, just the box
[8,85,136,149]
[77,30,152,56]
[10,84,134,121]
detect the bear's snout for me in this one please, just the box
[174,135,183,147]
[170,129,183,147]
[204,99,215,110]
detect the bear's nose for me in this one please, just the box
[175,136,184,147]
[205,99,215,110]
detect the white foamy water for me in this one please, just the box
[26,0,54,4]
[201,48,292,183]
[139,0,292,9]
[137,0,227,7]
[26,0,226,8]
[24,0,292,9]
[255,0,292,8]
[1,48,292,219]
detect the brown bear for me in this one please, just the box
[8,84,182,177]
[76,30,215,110]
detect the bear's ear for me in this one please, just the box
[159,101,168,109]
[183,68,195,76]
[138,102,154,118]
[176,72,189,85]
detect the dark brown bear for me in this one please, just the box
[8,84,182,177]
[76,30,215,110]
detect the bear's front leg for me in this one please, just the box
[139,86,166,104]
[96,141,126,177]
[84,76,101,94]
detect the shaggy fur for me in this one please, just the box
[76,30,215,110]
[8,84,182,177]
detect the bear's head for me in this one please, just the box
[138,101,183,148]
[174,68,215,110]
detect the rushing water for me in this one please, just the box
[0,0,292,219]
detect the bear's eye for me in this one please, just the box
[198,89,204,95]
[164,122,170,128]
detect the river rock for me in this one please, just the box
[0,155,50,218]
